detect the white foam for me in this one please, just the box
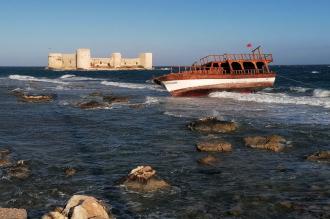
[101,80,165,92]
[313,89,330,98]
[311,71,319,74]
[144,96,160,105]
[60,74,76,79]
[289,86,311,93]
[209,91,330,108]
[9,75,68,84]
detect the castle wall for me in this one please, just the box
[62,54,76,69]
[48,53,63,69]
[91,58,112,68]
[121,58,141,67]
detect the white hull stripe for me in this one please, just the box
[162,77,275,92]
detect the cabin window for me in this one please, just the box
[256,62,265,69]
[221,62,230,73]
[243,62,256,70]
[231,62,242,70]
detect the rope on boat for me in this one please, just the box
[277,75,316,88]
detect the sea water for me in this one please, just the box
[0,66,329,218]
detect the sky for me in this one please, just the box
[0,0,329,66]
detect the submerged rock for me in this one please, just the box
[0,208,27,219]
[307,151,330,162]
[19,94,55,103]
[188,117,237,133]
[0,148,11,167]
[197,155,220,166]
[244,135,288,152]
[77,101,109,109]
[103,95,129,104]
[0,148,10,157]
[196,140,232,152]
[121,166,170,192]
[129,103,144,109]
[43,195,112,219]
[64,167,77,177]
[7,160,31,179]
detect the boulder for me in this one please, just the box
[77,101,108,109]
[188,117,237,133]
[121,166,170,192]
[197,155,220,166]
[0,208,27,219]
[7,160,31,179]
[19,94,55,103]
[62,195,111,219]
[196,140,232,152]
[244,135,288,152]
[129,104,144,109]
[307,151,330,162]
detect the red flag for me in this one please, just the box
[246,43,252,48]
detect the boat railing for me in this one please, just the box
[169,66,270,75]
[198,53,273,65]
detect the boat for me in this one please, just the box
[153,46,276,96]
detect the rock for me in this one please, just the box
[0,159,11,167]
[103,95,129,104]
[244,135,288,152]
[307,151,330,162]
[42,211,68,219]
[197,155,220,166]
[121,166,170,192]
[278,201,294,209]
[196,140,232,152]
[71,205,88,219]
[64,167,77,177]
[77,101,108,109]
[19,94,55,103]
[7,160,31,179]
[188,117,237,133]
[63,195,111,219]
[0,148,10,157]
[0,208,27,219]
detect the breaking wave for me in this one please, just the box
[101,81,165,92]
[289,86,311,93]
[9,75,68,84]
[209,91,330,108]
[311,71,319,74]
[313,89,330,98]
[60,74,76,79]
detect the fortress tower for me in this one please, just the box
[139,53,153,70]
[76,48,91,70]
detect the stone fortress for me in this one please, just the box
[48,48,152,70]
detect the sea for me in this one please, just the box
[0,65,329,218]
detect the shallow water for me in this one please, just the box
[0,66,329,218]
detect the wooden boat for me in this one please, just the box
[153,47,276,96]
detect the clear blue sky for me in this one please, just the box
[0,0,329,66]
